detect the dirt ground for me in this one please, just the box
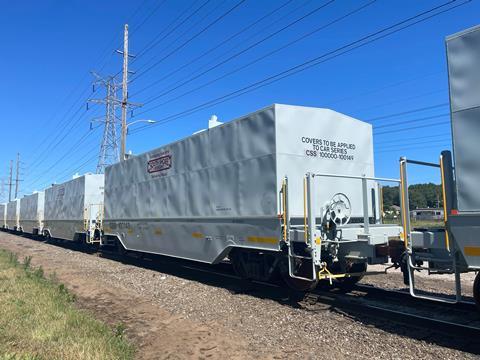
[0,232,478,360]
[0,233,257,360]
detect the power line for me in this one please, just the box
[133,0,313,93]
[130,0,294,97]
[145,0,375,108]
[373,113,449,129]
[27,93,92,170]
[138,1,223,73]
[323,71,444,107]
[135,0,216,69]
[129,0,168,37]
[350,88,446,116]
[376,142,451,154]
[131,0,468,126]
[133,0,248,80]
[47,134,124,189]
[22,0,158,187]
[22,127,100,191]
[367,102,449,122]
[42,150,98,190]
[24,39,123,173]
[23,134,101,194]
[24,0,152,177]
[25,105,97,177]
[374,120,451,136]
[133,0,205,59]
[376,137,451,150]
[374,132,450,145]
[133,0,337,99]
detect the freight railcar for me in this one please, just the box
[43,174,104,243]
[395,24,480,305]
[0,204,5,229]
[19,191,45,235]
[6,199,20,231]
[101,104,401,289]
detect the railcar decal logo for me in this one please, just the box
[147,154,172,173]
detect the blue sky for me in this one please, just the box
[0,0,478,200]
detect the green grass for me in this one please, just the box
[382,218,444,229]
[0,250,134,360]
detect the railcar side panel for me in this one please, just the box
[44,174,104,241]
[19,192,45,234]
[6,200,20,230]
[104,104,377,263]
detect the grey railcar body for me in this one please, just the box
[395,24,480,306]
[103,104,383,264]
[0,204,5,229]
[445,25,480,269]
[43,174,104,241]
[19,192,45,235]
[6,200,20,231]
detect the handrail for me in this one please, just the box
[399,161,410,249]
[303,176,308,243]
[405,159,440,168]
[281,178,288,242]
[379,184,384,224]
[439,155,450,251]
[311,172,400,183]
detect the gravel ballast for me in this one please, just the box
[0,232,477,360]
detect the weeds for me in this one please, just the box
[22,256,31,270]
[7,252,18,267]
[114,322,127,339]
[0,249,134,359]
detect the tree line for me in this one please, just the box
[382,183,443,210]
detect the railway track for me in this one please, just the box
[10,231,480,354]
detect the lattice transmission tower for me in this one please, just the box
[88,72,121,174]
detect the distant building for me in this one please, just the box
[411,208,444,221]
[391,205,401,212]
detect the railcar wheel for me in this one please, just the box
[230,251,250,280]
[337,262,367,288]
[474,272,480,310]
[43,232,52,243]
[280,258,317,292]
[282,273,316,292]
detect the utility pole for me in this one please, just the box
[116,24,141,160]
[120,24,129,161]
[88,73,121,174]
[14,153,22,199]
[8,160,13,202]
[0,179,5,203]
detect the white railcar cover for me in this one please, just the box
[19,192,45,233]
[103,104,376,263]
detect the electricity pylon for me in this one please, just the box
[88,72,121,174]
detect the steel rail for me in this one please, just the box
[306,288,480,340]
[6,229,480,350]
